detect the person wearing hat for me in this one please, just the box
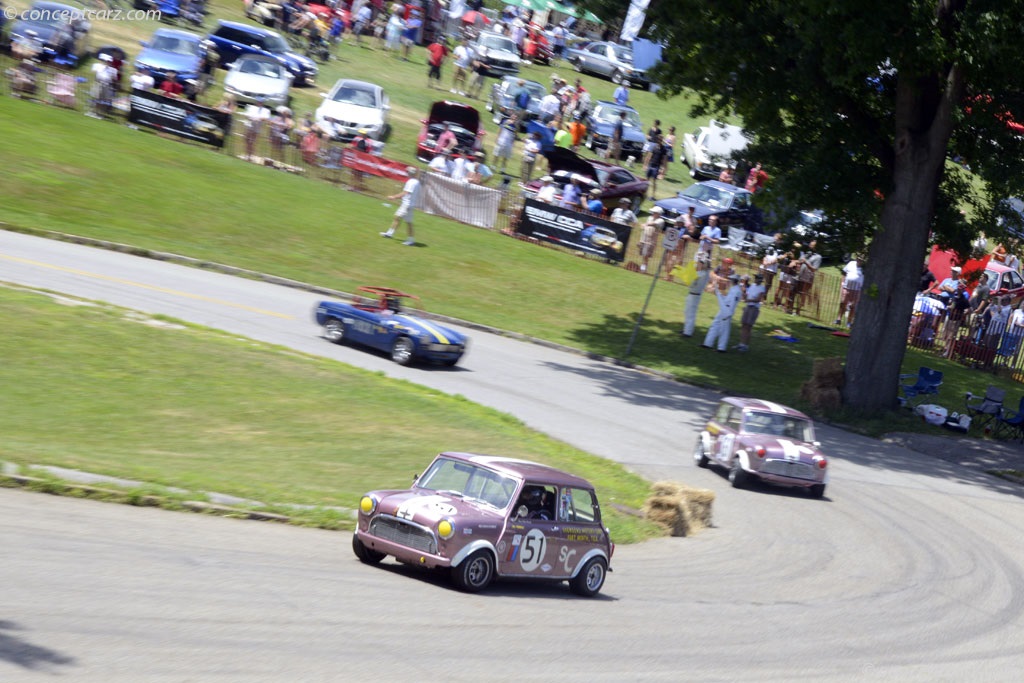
[610,197,638,228]
[709,255,736,293]
[736,272,767,352]
[703,271,743,352]
[937,265,961,303]
[536,175,558,204]
[637,206,665,273]
[382,166,421,246]
[586,187,605,214]
[681,251,713,338]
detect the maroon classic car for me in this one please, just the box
[352,452,614,596]
[416,100,486,162]
[694,397,829,498]
[523,147,649,213]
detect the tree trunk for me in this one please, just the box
[842,70,963,414]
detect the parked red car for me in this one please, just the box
[416,100,486,162]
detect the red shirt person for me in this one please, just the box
[160,72,184,98]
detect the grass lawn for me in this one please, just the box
[0,285,663,541]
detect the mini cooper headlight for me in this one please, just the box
[359,495,378,515]
[437,518,455,539]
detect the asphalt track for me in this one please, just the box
[3,230,1024,681]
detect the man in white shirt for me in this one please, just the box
[382,167,422,246]
[698,215,722,255]
[539,91,561,123]
[130,67,155,91]
[736,273,767,352]
[451,38,473,95]
[428,152,451,175]
[836,256,864,327]
[536,175,557,203]
[702,273,742,352]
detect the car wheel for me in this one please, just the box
[630,194,643,213]
[352,535,385,565]
[728,458,749,489]
[611,70,624,85]
[391,337,415,365]
[452,550,494,593]
[323,318,346,344]
[694,438,709,468]
[569,556,607,597]
[809,484,826,499]
[573,58,583,73]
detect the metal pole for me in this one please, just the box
[623,249,667,360]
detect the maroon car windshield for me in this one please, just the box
[417,457,518,509]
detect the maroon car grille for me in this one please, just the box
[760,460,815,480]
[370,515,437,554]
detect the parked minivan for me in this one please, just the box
[206,20,317,86]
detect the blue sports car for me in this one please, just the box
[314,287,468,367]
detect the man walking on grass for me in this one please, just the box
[382,167,421,246]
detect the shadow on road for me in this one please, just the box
[0,620,75,672]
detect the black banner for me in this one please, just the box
[516,198,633,263]
[128,90,233,148]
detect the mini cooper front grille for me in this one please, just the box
[370,515,437,554]
[761,460,815,480]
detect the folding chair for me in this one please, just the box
[899,367,943,406]
[965,386,1006,431]
[994,395,1024,442]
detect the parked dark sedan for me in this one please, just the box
[486,75,545,128]
[567,41,649,88]
[654,180,763,235]
[522,147,648,212]
[584,101,646,160]
[5,2,90,66]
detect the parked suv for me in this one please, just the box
[206,20,317,86]
[135,28,204,88]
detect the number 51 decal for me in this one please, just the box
[520,529,547,572]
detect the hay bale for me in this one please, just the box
[809,357,845,389]
[644,481,715,536]
[802,385,842,411]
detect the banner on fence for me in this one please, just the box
[340,149,410,182]
[421,172,502,229]
[515,198,633,262]
[128,90,233,148]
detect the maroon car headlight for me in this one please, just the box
[437,518,455,540]
[755,446,767,458]
[359,494,378,515]
[814,456,828,469]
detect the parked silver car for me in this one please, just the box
[567,41,649,87]
[682,119,748,179]
[222,54,293,108]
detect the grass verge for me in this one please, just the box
[0,285,663,542]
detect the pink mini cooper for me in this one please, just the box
[694,397,829,498]
[352,452,614,596]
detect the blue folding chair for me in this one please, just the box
[899,367,943,407]
[966,385,1006,431]
[993,395,1024,441]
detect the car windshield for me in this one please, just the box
[743,411,815,442]
[679,184,734,209]
[263,34,290,53]
[594,105,641,127]
[417,457,518,509]
[238,59,284,78]
[521,81,546,99]
[481,35,516,52]
[151,35,199,55]
[331,85,377,107]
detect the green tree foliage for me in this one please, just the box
[585,0,1024,413]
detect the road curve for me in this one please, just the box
[3,230,1024,681]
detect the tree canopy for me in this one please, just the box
[585,0,1024,413]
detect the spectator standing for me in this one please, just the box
[560,176,582,210]
[550,22,567,64]
[353,2,373,46]
[511,78,532,119]
[681,252,712,337]
[450,38,473,95]
[521,132,541,182]
[268,106,294,160]
[794,239,822,315]
[698,215,722,256]
[300,123,322,165]
[130,67,155,91]
[613,81,629,106]
[429,151,452,175]
[554,122,571,148]
[536,175,557,203]
[642,119,662,168]
[637,206,664,273]
[660,126,676,179]
[745,162,769,193]
[243,98,271,160]
[468,152,494,184]
[467,47,489,98]
[936,266,961,303]
[450,154,470,182]
[426,36,450,88]
[645,134,666,199]
[942,280,971,357]
[703,273,743,352]
[610,197,637,228]
[539,89,561,123]
[586,188,604,214]
[836,256,864,327]
[759,233,784,294]
[970,272,991,312]
[568,112,586,151]
[707,256,736,292]
[159,70,183,98]
[608,110,626,160]
[718,167,734,184]
[736,273,767,352]
[381,167,422,246]
[401,10,421,60]
[1001,301,1024,357]
[492,113,516,173]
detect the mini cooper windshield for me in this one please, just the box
[417,457,517,509]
